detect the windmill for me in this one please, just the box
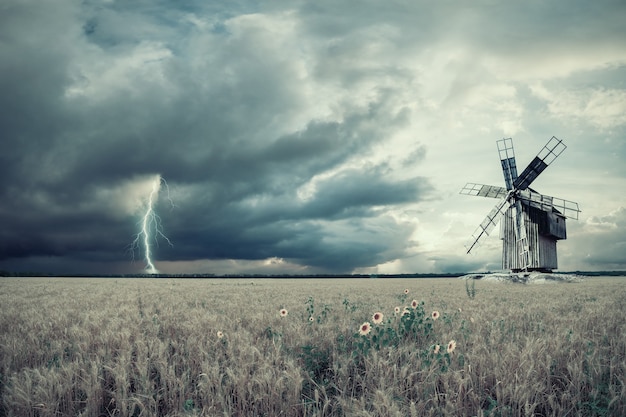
[460,137,580,272]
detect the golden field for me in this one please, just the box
[0,276,625,416]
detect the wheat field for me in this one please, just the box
[0,276,624,416]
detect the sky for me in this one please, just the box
[1,0,625,275]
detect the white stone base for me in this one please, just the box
[459,272,583,284]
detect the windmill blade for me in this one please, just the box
[512,200,530,270]
[513,136,566,190]
[517,189,581,220]
[465,196,511,254]
[497,138,518,190]
[512,201,527,241]
[460,183,508,199]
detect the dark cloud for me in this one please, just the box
[0,0,435,274]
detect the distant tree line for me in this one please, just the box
[0,271,467,278]
[2,270,625,278]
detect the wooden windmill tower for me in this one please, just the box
[460,137,580,272]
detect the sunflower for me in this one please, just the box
[431,310,440,320]
[372,312,384,324]
[403,288,410,295]
[411,299,418,309]
[394,306,401,315]
[447,340,457,354]
[309,316,315,322]
[358,322,372,336]
[216,331,224,339]
[279,308,288,317]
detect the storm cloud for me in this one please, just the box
[1,0,625,274]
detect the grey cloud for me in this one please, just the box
[563,207,626,270]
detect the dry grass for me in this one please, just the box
[1,277,625,416]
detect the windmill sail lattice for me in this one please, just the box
[460,137,580,272]
[498,138,518,190]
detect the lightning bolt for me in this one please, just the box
[129,174,174,274]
